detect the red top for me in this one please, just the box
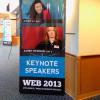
[43,10,51,20]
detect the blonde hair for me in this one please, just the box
[45,27,58,43]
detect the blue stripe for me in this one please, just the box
[20,56,65,78]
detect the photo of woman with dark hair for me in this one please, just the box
[29,0,51,22]
[36,27,62,51]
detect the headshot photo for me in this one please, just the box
[22,26,63,49]
[21,26,64,56]
[21,0,64,22]
[36,27,62,51]
[28,0,51,22]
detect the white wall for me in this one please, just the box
[9,0,19,12]
[65,0,79,55]
[78,0,100,56]
[0,0,19,13]
[10,14,16,35]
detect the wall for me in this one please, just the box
[65,0,79,55]
[10,14,16,35]
[0,0,19,13]
[79,0,100,56]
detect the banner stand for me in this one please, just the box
[19,0,66,95]
[3,19,12,46]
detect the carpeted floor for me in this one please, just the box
[84,96,100,100]
[0,44,99,100]
[0,44,73,100]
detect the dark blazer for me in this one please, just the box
[36,40,62,51]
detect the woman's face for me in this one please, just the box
[47,27,56,39]
[34,3,43,14]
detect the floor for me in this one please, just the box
[0,43,100,100]
[0,44,72,100]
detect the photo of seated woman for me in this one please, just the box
[36,27,62,52]
[29,0,51,23]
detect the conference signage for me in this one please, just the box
[3,19,12,45]
[20,0,65,95]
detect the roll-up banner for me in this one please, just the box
[20,0,66,95]
[3,19,12,45]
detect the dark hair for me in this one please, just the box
[29,0,46,20]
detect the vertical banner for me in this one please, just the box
[3,19,12,45]
[20,0,65,95]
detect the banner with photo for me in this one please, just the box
[3,19,12,45]
[20,0,65,95]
